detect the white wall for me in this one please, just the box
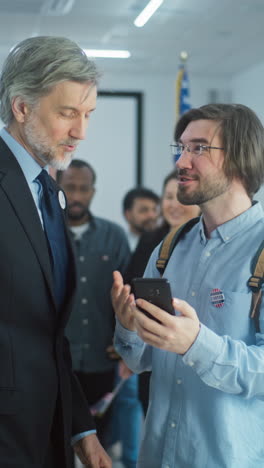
[74,94,138,229]
[232,62,264,124]
[231,62,264,207]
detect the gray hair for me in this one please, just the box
[0,36,100,125]
[174,104,264,197]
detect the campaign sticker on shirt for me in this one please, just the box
[58,190,66,209]
[210,288,225,308]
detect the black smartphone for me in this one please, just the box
[131,277,174,321]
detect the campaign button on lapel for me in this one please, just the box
[58,190,66,209]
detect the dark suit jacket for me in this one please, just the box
[0,137,95,468]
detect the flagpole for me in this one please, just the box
[175,51,189,123]
[173,52,191,164]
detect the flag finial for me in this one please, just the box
[179,50,188,63]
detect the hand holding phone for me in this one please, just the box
[131,277,174,321]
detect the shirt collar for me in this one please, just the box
[0,127,47,183]
[199,201,263,244]
[69,211,96,239]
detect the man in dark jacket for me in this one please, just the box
[0,35,111,468]
[57,159,130,450]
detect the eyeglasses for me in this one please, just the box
[170,143,224,161]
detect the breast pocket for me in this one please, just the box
[204,289,253,340]
[85,251,114,284]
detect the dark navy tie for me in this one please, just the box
[37,170,69,310]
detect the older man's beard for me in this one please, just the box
[24,113,79,170]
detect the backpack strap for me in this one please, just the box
[156,216,264,332]
[248,241,264,332]
[156,217,200,275]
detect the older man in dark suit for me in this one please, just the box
[0,36,111,468]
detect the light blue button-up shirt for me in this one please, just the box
[115,202,264,468]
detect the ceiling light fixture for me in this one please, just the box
[134,0,164,28]
[84,49,131,59]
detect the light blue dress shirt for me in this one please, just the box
[115,202,264,468]
[0,128,95,444]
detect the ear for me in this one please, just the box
[90,187,96,201]
[11,96,30,123]
[124,209,132,222]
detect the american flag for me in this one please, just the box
[176,64,191,119]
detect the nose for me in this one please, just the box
[69,189,83,204]
[69,116,88,140]
[175,148,193,169]
[153,209,159,218]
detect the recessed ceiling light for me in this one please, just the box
[84,49,131,59]
[134,0,164,28]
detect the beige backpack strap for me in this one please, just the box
[156,226,182,274]
[248,246,264,331]
[156,217,200,276]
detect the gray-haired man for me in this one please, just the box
[0,36,111,468]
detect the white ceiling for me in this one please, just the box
[1,0,264,77]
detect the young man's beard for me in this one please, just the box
[177,171,230,206]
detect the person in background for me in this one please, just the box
[56,159,130,462]
[0,35,111,468]
[124,169,200,414]
[125,169,200,283]
[122,187,160,251]
[112,103,264,468]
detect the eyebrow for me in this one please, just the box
[59,105,96,113]
[179,137,209,144]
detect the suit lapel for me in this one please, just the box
[0,137,56,308]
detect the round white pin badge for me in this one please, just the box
[58,190,66,209]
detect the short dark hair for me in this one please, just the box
[123,188,160,212]
[56,159,96,185]
[174,103,264,197]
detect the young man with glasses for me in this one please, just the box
[112,104,264,468]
